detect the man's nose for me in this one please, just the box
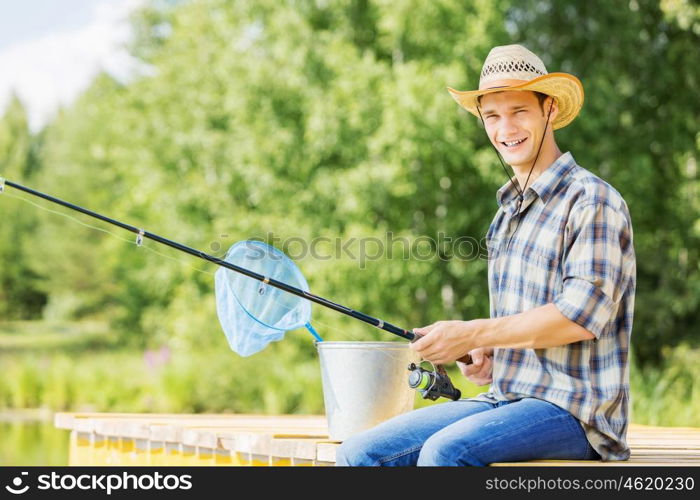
[499,115,519,136]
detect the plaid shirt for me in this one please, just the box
[469,152,636,461]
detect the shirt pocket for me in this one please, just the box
[521,251,561,305]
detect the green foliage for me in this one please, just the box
[630,343,700,426]
[0,321,325,414]
[5,0,514,342]
[0,0,698,404]
[0,97,47,318]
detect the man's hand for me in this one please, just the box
[410,319,484,365]
[458,347,493,386]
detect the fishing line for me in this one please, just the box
[2,185,410,363]
[2,189,216,277]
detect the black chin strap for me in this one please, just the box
[476,98,555,256]
[520,99,554,204]
[476,106,523,200]
[476,97,555,209]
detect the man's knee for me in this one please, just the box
[335,434,376,466]
[417,433,483,467]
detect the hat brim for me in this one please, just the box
[447,72,584,130]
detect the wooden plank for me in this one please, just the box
[216,424,328,441]
[631,449,700,457]
[64,415,234,433]
[149,424,184,443]
[270,437,334,461]
[61,414,328,443]
[93,419,151,439]
[317,442,341,463]
[180,426,326,449]
[629,423,700,432]
[629,435,700,441]
[55,413,327,432]
[182,427,220,449]
[56,413,700,467]
[227,432,273,456]
[55,413,210,430]
[628,442,700,450]
[181,426,328,449]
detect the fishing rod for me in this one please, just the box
[0,177,422,340]
[0,176,472,400]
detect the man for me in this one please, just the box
[336,44,636,466]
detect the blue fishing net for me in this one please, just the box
[215,240,321,356]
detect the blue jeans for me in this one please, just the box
[335,397,601,466]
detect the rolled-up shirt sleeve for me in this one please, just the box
[554,201,634,339]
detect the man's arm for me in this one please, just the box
[482,302,595,349]
[411,303,594,365]
[413,199,634,364]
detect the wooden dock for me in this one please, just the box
[54,413,700,466]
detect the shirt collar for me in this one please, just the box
[496,152,577,213]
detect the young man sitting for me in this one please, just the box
[336,44,636,466]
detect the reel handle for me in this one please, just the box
[410,331,473,365]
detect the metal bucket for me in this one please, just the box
[316,341,419,441]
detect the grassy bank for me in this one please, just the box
[0,321,698,425]
[0,321,327,414]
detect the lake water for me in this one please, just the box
[0,421,69,466]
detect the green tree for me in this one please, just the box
[8,0,698,368]
[0,96,46,318]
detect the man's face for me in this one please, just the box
[478,90,555,170]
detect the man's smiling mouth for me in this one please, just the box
[501,138,527,148]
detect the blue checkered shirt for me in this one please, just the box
[469,152,636,461]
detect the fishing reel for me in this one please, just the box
[407,361,462,401]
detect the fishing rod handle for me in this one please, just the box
[410,331,473,365]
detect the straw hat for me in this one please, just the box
[447,44,584,129]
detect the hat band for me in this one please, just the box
[479,78,533,91]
